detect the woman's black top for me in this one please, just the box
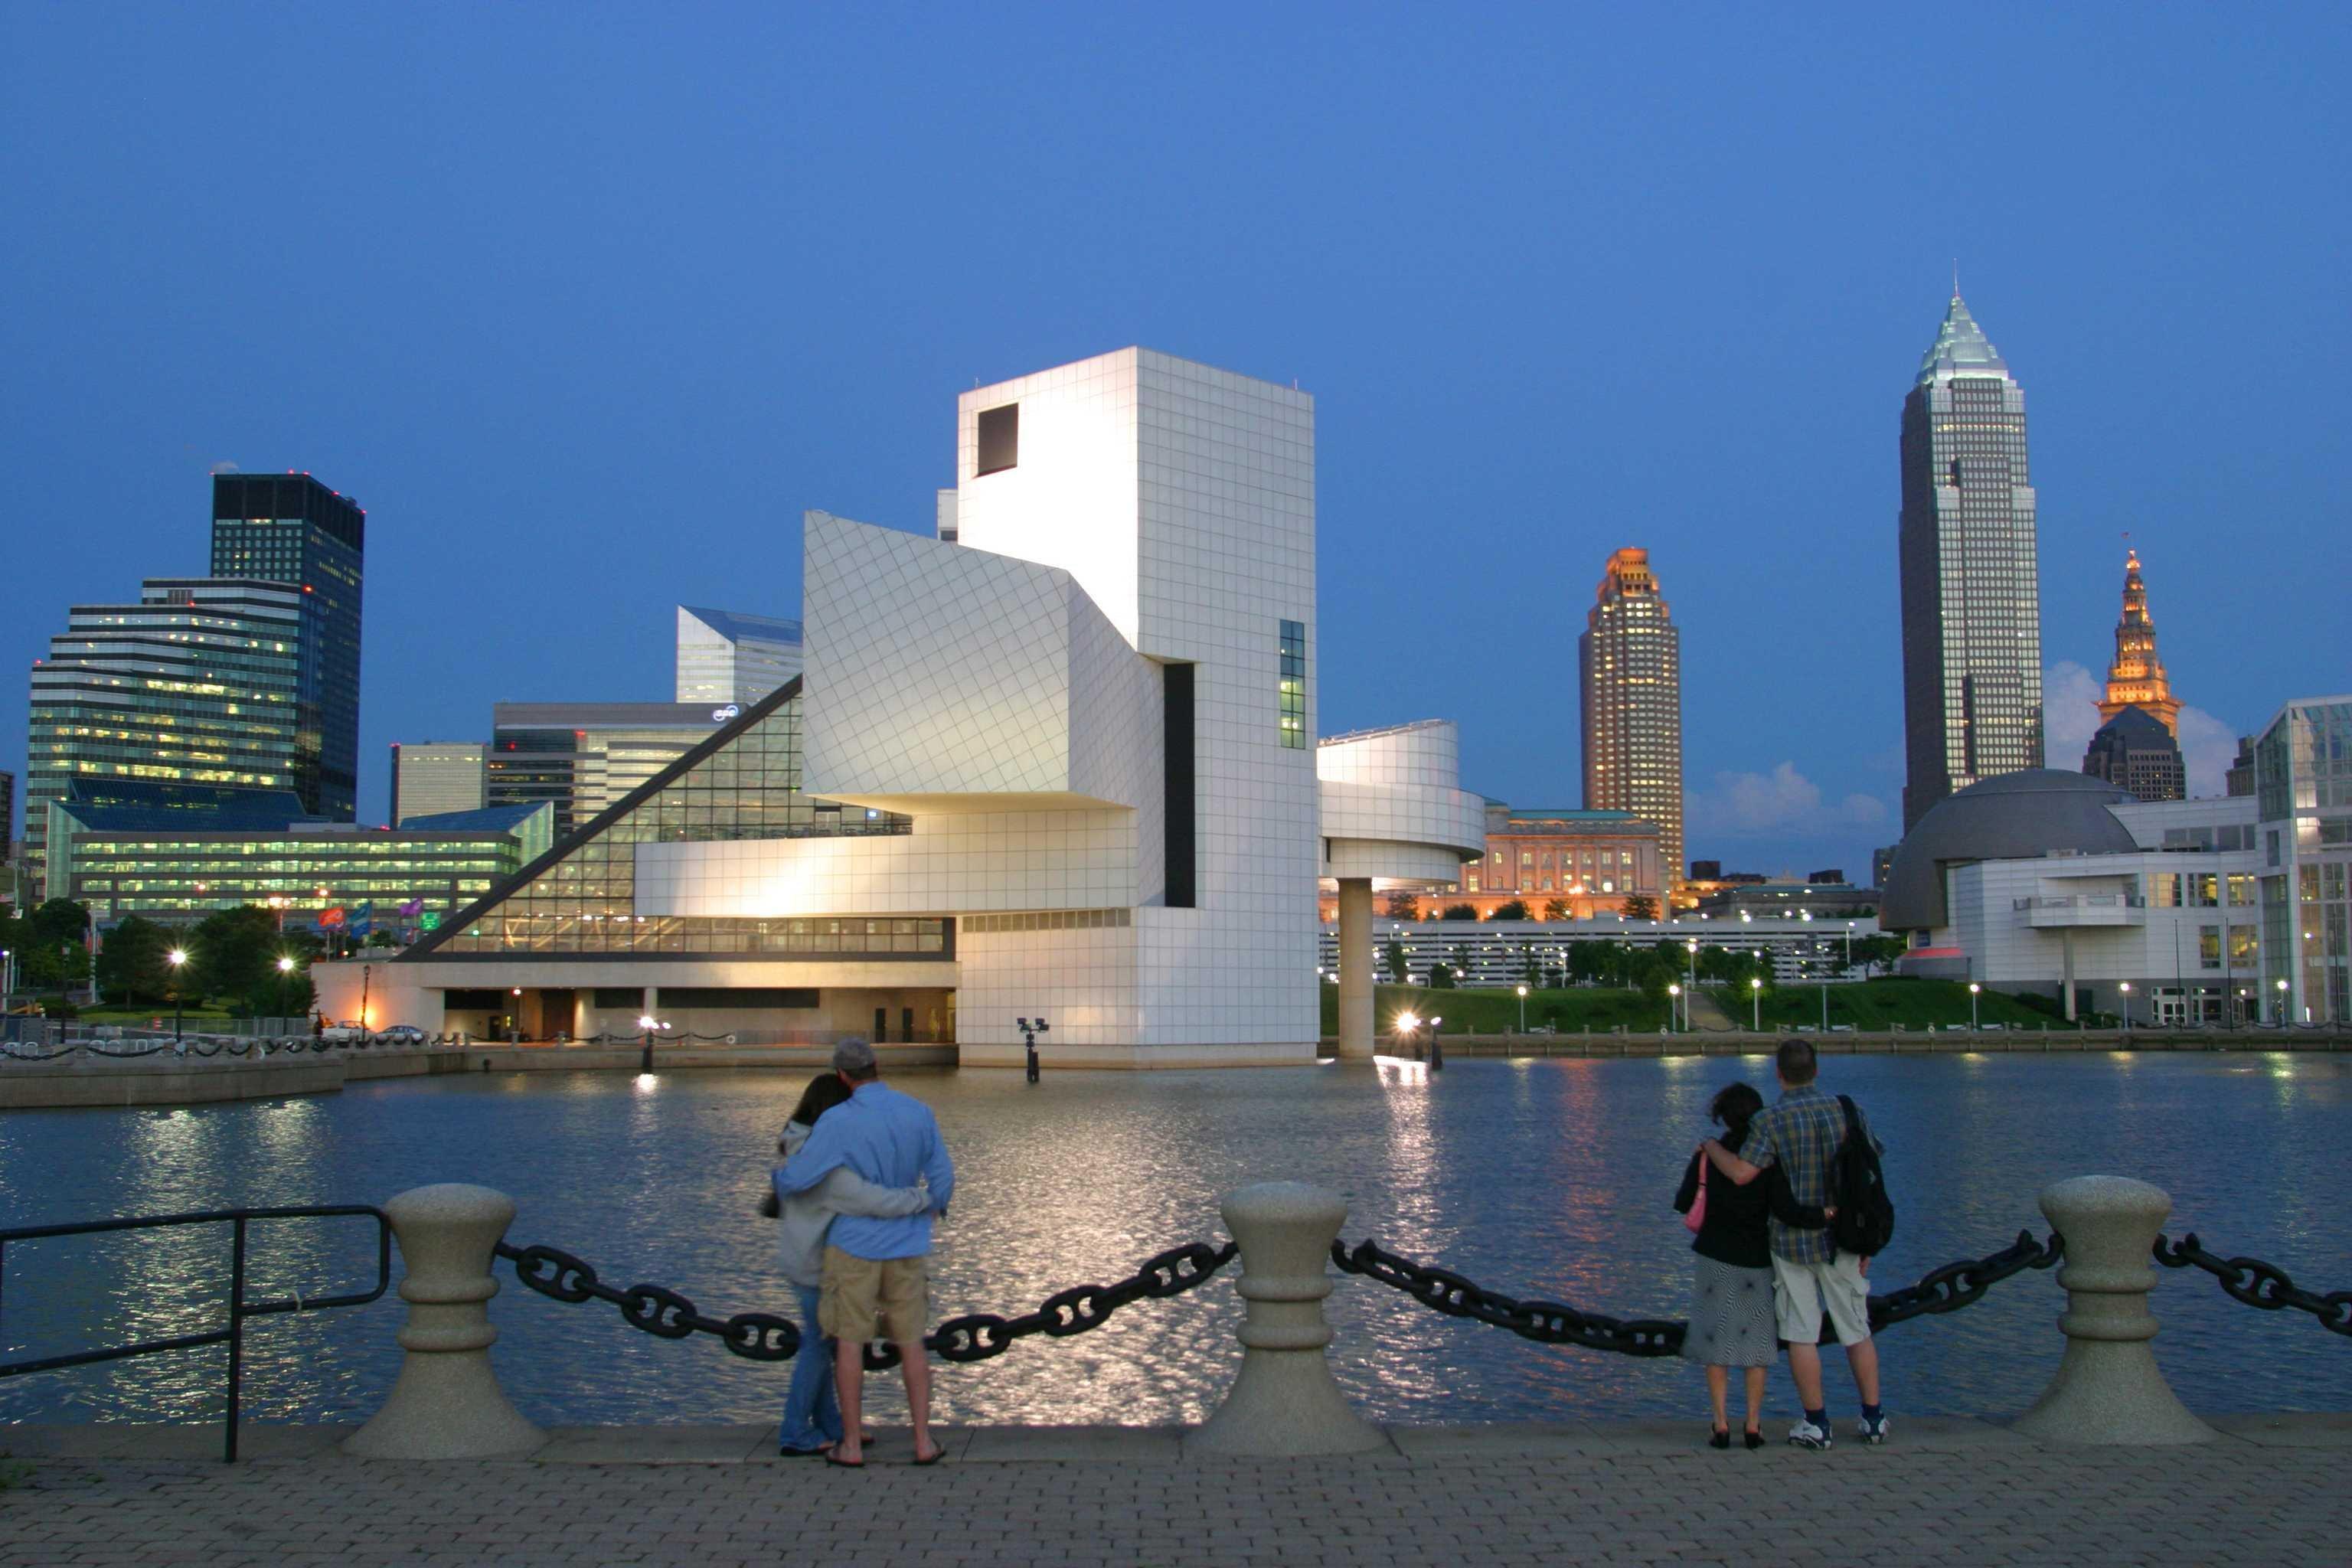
[1671,1125,1826,1269]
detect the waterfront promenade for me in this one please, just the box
[5,1416,2346,1566]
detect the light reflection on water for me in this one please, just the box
[2,1054,2347,1429]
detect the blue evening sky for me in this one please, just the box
[5,5,2346,880]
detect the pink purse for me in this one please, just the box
[1684,1150,1709,1233]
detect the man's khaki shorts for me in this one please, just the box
[1770,1252,1872,1347]
[818,1246,929,1345]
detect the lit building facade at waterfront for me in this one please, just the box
[1579,547,1682,890]
[210,473,366,824]
[23,579,307,883]
[390,741,487,825]
[1899,292,2041,831]
[675,606,804,707]
[318,349,1482,1060]
[2256,697,2352,1024]
[488,703,746,837]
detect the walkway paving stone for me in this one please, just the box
[2,1419,2344,1566]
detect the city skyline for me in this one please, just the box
[3,8,2343,884]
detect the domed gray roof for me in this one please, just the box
[1881,769,2138,932]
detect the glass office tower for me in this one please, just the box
[211,473,365,822]
[675,606,805,707]
[24,580,306,879]
[1899,292,2042,831]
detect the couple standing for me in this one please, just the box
[769,1037,955,1467]
[1674,1039,1890,1451]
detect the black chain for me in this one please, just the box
[1331,1239,1686,1355]
[492,1236,1239,1370]
[2154,1233,2352,1338]
[495,1240,803,1361]
[1334,1230,2066,1355]
[865,1240,1239,1368]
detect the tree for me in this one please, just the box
[4,899,90,991]
[187,905,284,1014]
[1540,899,1569,921]
[1382,939,1410,984]
[1382,890,1423,920]
[1427,961,1456,989]
[95,916,174,1005]
[1851,935,1906,977]
[1488,900,1530,922]
[1439,903,1479,921]
[1620,894,1659,921]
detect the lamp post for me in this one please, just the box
[2118,982,2133,1032]
[1749,975,1762,1032]
[509,987,523,1043]
[1017,1016,1048,1084]
[2275,977,2289,1024]
[276,955,296,1024]
[166,947,189,1050]
[1968,981,1981,1031]
[636,1013,667,1072]
[1427,1014,1444,1071]
[1667,983,1681,1034]
[1515,983,1527,1034]
[1395,1010,1419,1060]
[1844,920,1855,975]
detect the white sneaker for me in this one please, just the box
[1787,1419,1832,1450]
[1857,1413,1890,1446]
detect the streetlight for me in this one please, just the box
[1968,981,1981,1031]
[1749,975,1762,1032]
[1427,1015,1445,1070]
[276,954,296,1022]
[2118,982,2133,1031]
[1515,982,1528,1034]
[636,1012,668,1071]
[2275,977,2289,1024]
[1017,1016,1049,1083]
[1395,1010,1419,1058]
[1667,982,1681,1034]
[166,948,189,1048]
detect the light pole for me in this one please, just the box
[636,1012,667,1072]
[2118,982,2133,1031]
[1844,920,1855,975]
[1667,983,1681,1034]
[166,947,189,1049]
[1427,1014,1444,1071]
[2275,977,2289,1024]
[1968,981,1981,1031]
[1018,1016,1049,1083]
[1749,975,1762,1032]
[1396,1009,1419,1059]
[1515,982,1528,1034]
[276,955,296,1023]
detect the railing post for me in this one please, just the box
[344,1184,543,1459]
[1190,1182,1386,1456]
[2013,1175,2216,1445]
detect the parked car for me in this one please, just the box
[377,1024,427,1045]
[319,1020,369,1044]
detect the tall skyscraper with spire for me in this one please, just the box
[1579,547,1683,891]
[1898,290,2041,831]
[2096,548,2179,733]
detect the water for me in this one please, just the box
[2,1053,2347,1430]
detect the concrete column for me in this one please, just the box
[1191,1182,1386,1457]
[2061,930,2077,1022]
[2013,1175,2215,1446]
[1335,878,1375,1060]
[345,1184,544,1459]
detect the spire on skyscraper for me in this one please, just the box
[2096,547,2180,735]
[1915,292,2011,387]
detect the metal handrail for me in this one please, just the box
[0,1204,392,1462]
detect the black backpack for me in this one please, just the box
[1828,1094,1895,1257]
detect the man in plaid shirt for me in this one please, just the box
[1703,1039,1887,1449]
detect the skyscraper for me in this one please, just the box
[1899,291,2041,831]
[2081,706,2184,802]
[211,473,365,822]
[390,741,488,825]
[2096,549,2179,734]
[24,579,307,877]
[674,606,805,707]
[1579,547,1683,891]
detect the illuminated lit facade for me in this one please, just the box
[489,703,749,837]
[2096,550,2180,733]
[320,348,1481,1062]
[675,605,805,706]
[1579,547,1682,892]
[390,741,488,825]
[2256,696,2352,1024]
[24,579,307,883]
[1899,291,2041,831]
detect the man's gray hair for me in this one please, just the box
[832,1036,879,1080]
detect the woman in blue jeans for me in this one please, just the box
[771,1073,930,1456]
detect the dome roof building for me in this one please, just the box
[1880,769,2138,933]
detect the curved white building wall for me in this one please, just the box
[1318,719,1488,881]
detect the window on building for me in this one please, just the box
[1277,619,1306,748]
[2200,925,2222,970]
[975,403,1019,476]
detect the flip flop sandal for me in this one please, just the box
[823,1446,865,1469]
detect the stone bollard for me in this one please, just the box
[1191,1182,1387,1456]
[345,1184,544,1459]
[2013,1175,2216,1445]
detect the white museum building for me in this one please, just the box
[318,349,1484,1065]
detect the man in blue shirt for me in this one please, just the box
[776,1037,955,1467]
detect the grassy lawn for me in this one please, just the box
[1750,977,2063,1032]
[1321,983,1671,1036]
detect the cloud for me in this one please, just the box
[209,459,240,474]
[2043,660,2238,797]
[1690,762,1888,838]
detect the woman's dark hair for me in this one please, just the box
[785,1073,854,1141]
[1709,1081,1765,1147]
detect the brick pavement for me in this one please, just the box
[2,1419,2344,1567]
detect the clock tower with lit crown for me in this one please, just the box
[2096,548,2180,735]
